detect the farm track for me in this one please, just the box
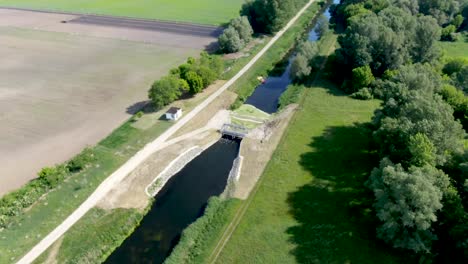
[0,6,222,37]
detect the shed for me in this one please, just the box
[165,107,182,121]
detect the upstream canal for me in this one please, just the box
[244,0,336,113]
[105,138,240,264]
[104,1,337,263]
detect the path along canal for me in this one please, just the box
[104,1,337,263]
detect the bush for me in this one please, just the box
[185,71,204,94]
[443,58,468,76]
[38,165,69,188]
[351,66,375,93]
[219,26,244,53]
[196,66,217,88]
[230,16,254,43]
[290,54,311,81]
[442,25,457,41]
[149,75,187,109]
[351,87,373,100]
[67,147,96,172]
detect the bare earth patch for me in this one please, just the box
[233,105,298,199]
[0,9,216,195]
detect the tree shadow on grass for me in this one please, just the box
[287,124,406,263]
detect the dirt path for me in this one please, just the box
[207,28,337,264]
[16,1,318,262]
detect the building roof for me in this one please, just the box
[166,107,181,114]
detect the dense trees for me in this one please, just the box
[330,0,468,260]
[337,7,441,75]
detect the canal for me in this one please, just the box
[244,0,336,113]
[105,138,240,264]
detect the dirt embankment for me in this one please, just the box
[233,105,298,199]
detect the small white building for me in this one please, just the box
[165,107,183,121]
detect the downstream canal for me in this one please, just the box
[105,1,336,263]
[105,138,240,264]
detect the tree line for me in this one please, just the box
[218,0,310,54]
[323,0,468,262]
[148,52,223,109]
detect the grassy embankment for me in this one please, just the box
[0,0,244,26]
[439,37,468,59]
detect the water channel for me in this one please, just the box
[105,138,240,264]
[105,1,336,263]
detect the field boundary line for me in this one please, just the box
[207,33,337,264]
[16,0,317,263]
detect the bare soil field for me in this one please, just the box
[0,9,217,195]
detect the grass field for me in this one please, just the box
[440,38,468,59]
[0,0,244,25]
[215,79,405,263]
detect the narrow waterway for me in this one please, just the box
[105,137,240,264]
[245,0,337,113]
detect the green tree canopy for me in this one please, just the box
[367,158,450,253]
[185,71,204,94]
[148,75,187,109]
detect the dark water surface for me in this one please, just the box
[105,138,240,264]
[245,0,337,114]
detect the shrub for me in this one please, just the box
[351,87,373,100]
[230,16,254,43]
[443,58,468,76]
[149,75,186,109]
[185,71,204,94]
[219,26,244,53]
[442,25,457,41]
[351,65,375,92]
[196,66,217,88]
[38,165,68,188]
[67,147,96,172]
[290,54,311,81]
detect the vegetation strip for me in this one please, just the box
[15,1,319,263]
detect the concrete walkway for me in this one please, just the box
[17,1,317,262]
